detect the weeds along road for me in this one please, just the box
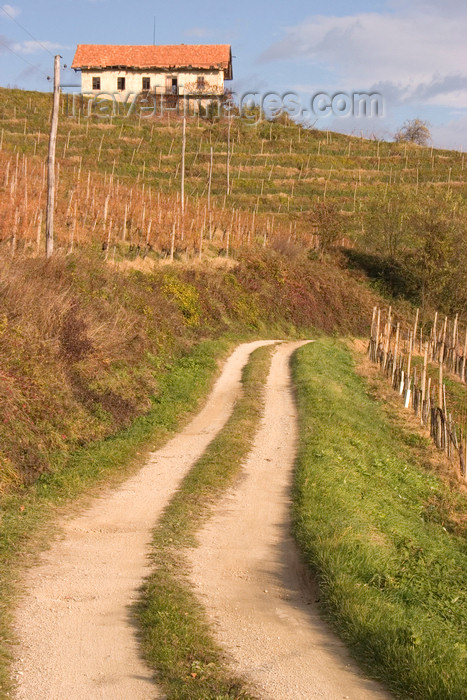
[12,341,389,700]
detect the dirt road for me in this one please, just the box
[12,340,390,700]
[190,342,390,700]
[12,340,276,700]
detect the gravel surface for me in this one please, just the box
[190,341,392,700]
[12,341,275,700]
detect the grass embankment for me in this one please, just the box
[292,339,467,700]
[136,345,274,700]
[0,245,378,696]
[0,247,376,492]
[0,337,232,697]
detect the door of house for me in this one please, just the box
[165,76,178,108]
[165,76,178,94]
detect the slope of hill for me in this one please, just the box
[1,87,467,700]
[0,87,465,256]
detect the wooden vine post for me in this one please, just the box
[46,55,61,259]
[208,145,213,212]
[227,109,231,195]
[180,115,186,241]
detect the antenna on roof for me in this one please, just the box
[153,16,155,45]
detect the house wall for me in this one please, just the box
[80,68,224,100]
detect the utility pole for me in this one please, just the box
[46,55,60,258]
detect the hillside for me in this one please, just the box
[0,87,465,259]
[1,87,467,700]
[0,248,378,493]
[1,86,466,489]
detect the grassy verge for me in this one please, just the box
[136,344,274,700]
[291,339,467,700]
[0,337,234,698]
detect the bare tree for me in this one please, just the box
[394,118,431,146]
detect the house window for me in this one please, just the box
[196,76,206,90]
[92,76,100,90]
[142,77,150,91]
[117,77,126,91]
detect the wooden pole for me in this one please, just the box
[208,145,213,212]
[421,343,428,424]
[452,313,459,351]
[438,362,444,408]
[462,327,467,382]
[170,222,175,262]
[181,115,186,216]
[227,110,231,195]
[392,322,400,385]
[45,55,60,258]
[413,308,419,353]
[432,310,438,360]
[440,315,448,364]
[122,203,128,242]
[375,308,381,361]
[383,305,392,370]
[36,210,43,256]
[407,331,413,379]
[370,306,377,342]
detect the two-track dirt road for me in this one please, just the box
[12,341,389,700]
[190,342,390,700]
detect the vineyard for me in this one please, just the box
[0,87,465,260]
[369,306,467,481]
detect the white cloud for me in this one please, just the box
[184,27,210,39]
[12,39,70,54]
[259,7,467,110]
[389,0,467,17]
[1,4,21,19]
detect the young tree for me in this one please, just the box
[404,192,467,311]
[394,118,431,146]
[311,201,342,256]
[362,190,412,258]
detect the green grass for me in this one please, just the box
[136,344,274,700]
[0,337,232,699]
[291,339,467,700]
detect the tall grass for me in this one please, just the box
[0,247,377,491]
[292,339,467,699]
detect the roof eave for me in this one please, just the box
[75,65,231,72]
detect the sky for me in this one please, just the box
[0,0,466,150]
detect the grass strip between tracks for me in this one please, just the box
[292,339,467,700]
[136,344,275,700]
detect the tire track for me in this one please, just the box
[11,341,277,700]
[190,342,391,700]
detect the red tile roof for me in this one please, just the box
[72,44,232,78]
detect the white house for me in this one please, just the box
[71,44,233,103]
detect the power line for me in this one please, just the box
[0,4,56,58]
[0,35,49,79]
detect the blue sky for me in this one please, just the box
[0,0,466,149]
